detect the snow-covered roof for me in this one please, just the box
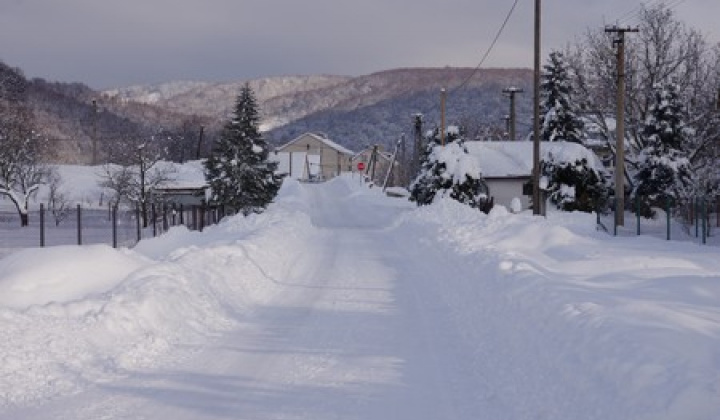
[464,141,604,178]
[278,132,355,156]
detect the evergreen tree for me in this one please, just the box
[540,51,584,144]
[204,83,283,215]
[633,82,692,211]
[409,128,491,211]
[540,146,609,212]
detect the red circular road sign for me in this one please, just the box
[357,162,365,171]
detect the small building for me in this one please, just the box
[152,182,209,207]
[464,141,604,212]
[273,133,355,181]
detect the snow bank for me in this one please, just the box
[397,200,720,419]
[0,245,149,309]
[0,178,322,405]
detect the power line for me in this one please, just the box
[448,0,521,96]
[616,0,686,26]
[614,0,663,25]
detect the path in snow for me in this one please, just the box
[5,177,720,420]
[6,180,499,419]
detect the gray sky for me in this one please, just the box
[1,0,717,89]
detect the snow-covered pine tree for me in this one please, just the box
[409,127,490,211]
[540,144,609,212]
[540,51,584,144]
[632,82,692,213]
[204,83,283,216]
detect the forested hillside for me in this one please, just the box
[109,67,533,151]
[3,60,532,162]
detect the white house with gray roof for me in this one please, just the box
[465,141,605,212]
[273,133,355,181]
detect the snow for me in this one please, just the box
[1,167,720,419]
[464,140,604,178]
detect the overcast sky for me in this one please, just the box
[1,0,717,89]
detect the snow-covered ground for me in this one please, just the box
[1,173,719,419]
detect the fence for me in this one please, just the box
[0,202,228,256]
[597,196,719,245]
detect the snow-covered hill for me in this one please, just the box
[1,170,719,419]
[102,68,533,149]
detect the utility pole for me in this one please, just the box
[412,114,423,177]
[440,88,447,145]
[196,125,205,160]
[606,25,638,228]
[502,115,511,139]
[91,99,98,166]
[399,133,407,186]
[532,0,542,215]
[503,87,524,141]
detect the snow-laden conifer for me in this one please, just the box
[633,82,692,211]
[540,143,609,212]
[540,51,584,144]
[409,128,491,211]
[204,83,283,215]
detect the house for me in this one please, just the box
[152,181,209,207]
[273,133,355,181]
[464,141,604,212]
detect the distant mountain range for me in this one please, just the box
[103,68,533,151]
[8,62,533,163]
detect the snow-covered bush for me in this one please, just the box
[409,132,491,212]
[540,143,609,213]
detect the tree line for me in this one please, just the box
[410,3,719,217]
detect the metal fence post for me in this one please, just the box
[152,203,157,237]
[702,198,707,245]
[695,197,700,238]
[77,204,82,245]
[666,197,671,241]
[112,205,118,248]
[40,203,45,247]
[636,195,641,236]
[162,203,168,232]
[136,204,141,243]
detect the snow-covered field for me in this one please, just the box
[1,172,719,419]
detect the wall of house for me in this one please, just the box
[486,177,531,212]
[279,134,353,180]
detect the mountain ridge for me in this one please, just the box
[3,61,533,162]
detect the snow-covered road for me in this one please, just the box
[3,175,720,419]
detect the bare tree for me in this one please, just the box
[46,170,71,226]
[100,136,176,227]
[568,3,720,195]
[0,63,50,226]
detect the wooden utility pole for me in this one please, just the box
[196,125,205,160]
[502,115,511,139]
[412,114,423,177]
[91,100,98,165]
[606,25,638,228]
[532,0,542,215]
[503,87,524,141]
[440,88,447,145]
